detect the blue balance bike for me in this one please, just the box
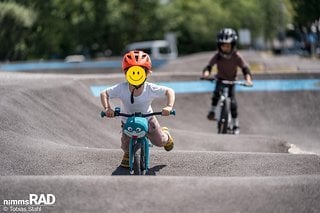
[101,107,175,175]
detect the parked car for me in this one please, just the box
[123,40,178,60]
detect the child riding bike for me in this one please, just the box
[100,50,175,168]
[201,28,253,134]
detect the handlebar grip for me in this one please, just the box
[101,107,121,118]
[170,109,176,116]
[101,111,106,118]
[114,107,121,116]
[200,77,215,81]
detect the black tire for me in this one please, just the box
[218,100,229,134]
[133,143,146,175]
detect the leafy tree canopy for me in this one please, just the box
[0,2,36,60]
[1,0,317,61]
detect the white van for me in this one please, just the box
[124,40,178,60]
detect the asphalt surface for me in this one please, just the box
[1,51,320,213]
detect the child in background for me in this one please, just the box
[202,28,253,134]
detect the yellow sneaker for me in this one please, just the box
[120,152,129,168]
[162,127,174,151]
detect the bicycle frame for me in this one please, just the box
[217,84,232,134]
[200,77,252,134]
[123,113,151,175]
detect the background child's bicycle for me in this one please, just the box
[201,77,252,134]
[101,107,175,175]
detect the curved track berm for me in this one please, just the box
[1,52,320,212]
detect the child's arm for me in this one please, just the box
[245,73,253,86]
[100,90,114,117]
[162,88,175,116]
[202,54,218,78]
[202,65,212,77]
[242,67,253,86]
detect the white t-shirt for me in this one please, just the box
[106,82,168,120]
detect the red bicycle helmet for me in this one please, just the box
[122,50,152,71]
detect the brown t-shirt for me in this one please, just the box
[208,51,249,80]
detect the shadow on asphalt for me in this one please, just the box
[111,165,167,176]
[146,165,167,175]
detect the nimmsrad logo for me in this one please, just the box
[29,194,55,205]
[3,194,56,206]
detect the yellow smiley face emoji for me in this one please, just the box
[126,66,146,86]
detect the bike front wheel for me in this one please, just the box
[133,143,146,175]
[218,100,229,134]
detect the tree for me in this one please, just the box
[0,0,297,60]
[0,2,36,60]
[290,0,320,26]
[9,0,110,59]
[11,0,167,58]
[159,0,228,53]
[159,0,293,53]
[105,0,166,54]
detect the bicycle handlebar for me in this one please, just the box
[200,77,253,87]
[101,107,176,118]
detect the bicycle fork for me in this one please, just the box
[218,88,231,134]
[129,138,151,175]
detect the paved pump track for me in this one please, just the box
[1,51,320,212]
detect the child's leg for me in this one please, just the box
[229,85,237,119]
[208,83,221,120]
[211,88,220,107]
[120,123,130,167]
[147,116,169,147]
[230,97,238,119]
[121,133,130,152]
[229,85,240,134]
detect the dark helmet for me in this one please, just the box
[217,28,238,56]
